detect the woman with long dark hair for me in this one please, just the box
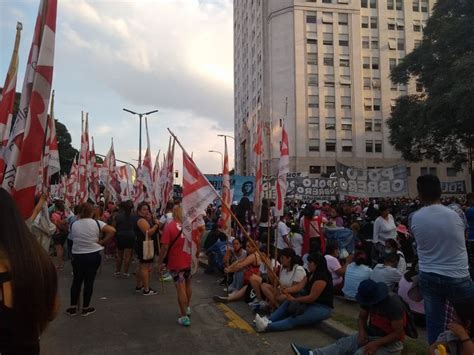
[113,200,135,277]
[66,202,116,317]
[0,188,58,354]
[255,252,333,332]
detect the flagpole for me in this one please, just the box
[167,128,281,285]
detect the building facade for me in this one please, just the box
[234,0,470,197]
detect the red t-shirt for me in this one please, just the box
[161,220,191,271]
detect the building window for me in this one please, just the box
[307,37,317,45]
[374,119,382,131]
[340,57,350,67]
[326,166,336,175]
[310,165,321,174]
[421,0,428,12]
[309,139,320,152]
[366,140,374,153]
[342,139,353,152]
[338,13,349,25]
[372,78,381,89]
[340,75,351,87]
[308,74,318,86]
[307,13,317,23]
[365,120,372,132]
[447,167,457,177]
[322,0,332,3]
[308,95,319,108]
[341,96,351,109]
[373,98,381,111]
[326,140,336,152]
[374,140,383,153]
[361,0,368,8]
[323,54,334,66]
[414,39,422,49]
[406,167,411,176]
[308,120,319,137]
[323,32,333,45]
[307,53,318,65]
[370,17,378,29]
[372,57,379,70]
[413,0,419,12]
[363,77,371,90]
[361,16,369,29]
[322,12,333,24]
[362,36,370,49]
[389,58,397,70]
[341,117,352,131]
[397,38,405,50]
[324,74,335,87]
[387,0,394,10]
[339,34,349,46]
[363,57,370,69]
[421,167,437,175]
[370,0,377,8]
[371,38,379,49]
[364,98,372,111]
[325,117,336,130]
[388,38,397,50]
[413,20,422,32]
[396,0,403,10]
[325,96,335,109]
[388,19,396,30]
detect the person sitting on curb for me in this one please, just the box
[254,253,333,332]
[325,240,353,294]
[342,251,373,301]
[291,279,405,355]
[370,253,403,292]
[429,300,474,355]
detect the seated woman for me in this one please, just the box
[324,240,352,294]
[223,238,247,292]
[260,248,306,309]
[385,239,407,274]
[397,261,425,326]
[342,251,373,300]
[255,253,333,332]
[213,242,261,303]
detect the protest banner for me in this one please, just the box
[336,163,408,198]
[263,175,336,201]
[205,175,255,203]
[441,180,466,194]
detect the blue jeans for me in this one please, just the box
[266,300,332,332]
[312,334,403,355]
[420,271,474,344]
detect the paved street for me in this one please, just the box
[41,258,335,355]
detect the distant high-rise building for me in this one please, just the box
[234,0,469,196]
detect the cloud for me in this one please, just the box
[58,0,234,129]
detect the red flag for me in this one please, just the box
[88,137,100,203]
[141,117,154,205]
[253,122,264,219]
[117,165,132,201]
[0,23,22,184]
[182,150,218,254]
[77,112,89,204]
[160,137,175,213]
[103,139,121,202]
[275,121,289,216]
[65,157,78,208]
[10,0,57,218]
[220,137,231,235]
[153,150,161,205]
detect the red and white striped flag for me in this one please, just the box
[43,90,60,181]
[0,23,22,184]
[220,137,231,235]
[65,157,78,208]
[117,165,132,201]
[160,137,175,213]
[77,112,90,204]
[253,122,264,219]
[88,136,100,203]
[103,139,121,202]
[182,149,218,254]
[8,0,57,218]
[141,117,154,205]
[152,150,161,205]
[275,121,289,216]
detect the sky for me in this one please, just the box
[0,0,234,177]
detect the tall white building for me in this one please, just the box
[234,0,470,196]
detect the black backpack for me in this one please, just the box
[399,298,419,339]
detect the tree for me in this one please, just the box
[55,119,78,176]
[388,0,474,171]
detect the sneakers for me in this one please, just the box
[81,307,96,317]
[186,307,192,317]
[160,273,173,282]
[291,343,313,355]
[65,307,78,317]
[254,314,269,332]
[178,316,191,327]
[122,273,130,278]
[142,288,158,296]
[135,287,143,293]
[114,271,121,277]
[213,295,228,303]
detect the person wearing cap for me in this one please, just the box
[291,279,405,355]
[410,175,474,344]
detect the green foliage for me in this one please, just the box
[389,0,474,170]
[55,119,78,175]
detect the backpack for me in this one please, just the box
[399,298,418,339]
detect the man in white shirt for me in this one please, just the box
[275,215,290,257]
[410,174,474,344]
[288,223,304,256]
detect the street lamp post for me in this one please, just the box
[123,108,159,166]
[96,153,137,175]
[217,134,235,172]
[208,150,224,171]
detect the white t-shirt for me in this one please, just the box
[325,254,343,286]
[275,221,290,249]
[71,218,106,254]
[289,232,304,256]
[373,214,397,244]
[159,212,173,226]
[279,264,306,288]
[411,204,469,278]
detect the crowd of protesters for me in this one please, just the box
[2,173,474,354]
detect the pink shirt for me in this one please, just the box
[325,254,343,286]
